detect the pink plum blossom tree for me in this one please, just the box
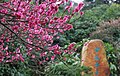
[0,0,84,64]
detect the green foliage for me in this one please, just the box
[46,41,120,76]
[102,4,120,20]
[0,0,9,3]
[46,63,92,76]
[63,4,120,45]
[63,4,108,43]
[0,41,119,76]
[45,54,92,76]
[53,3,120,74]
[45,40,92,76]
[0,62,33,76]
[90,18,120,50]
[105,43,120,76]
[0,59,49,76]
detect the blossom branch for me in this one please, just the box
[0,21,45,51]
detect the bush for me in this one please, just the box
[0,62,32,76]
[64,4,120,44]
[45,51,92,76]
[102,4,120,20]
[105,43,120,76]
[45,42,120,76]
[90,18,120,50]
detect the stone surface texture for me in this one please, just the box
[81,39,110,76]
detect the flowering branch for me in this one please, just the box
[0,0,84,63]
[0,21,45,50]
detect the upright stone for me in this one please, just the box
[81,39,110,76]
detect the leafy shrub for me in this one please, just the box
[45,41,120,76]
[105,43,120,76]
[64,4,120,44]
[45,52,92,76]
[0,62,33,76]
[102,4,120,19]
[90,18,120,50]
[45,63,92,76]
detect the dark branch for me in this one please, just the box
[0,21,45,51]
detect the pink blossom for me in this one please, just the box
[6,60,12,63]
[16,48,20,53]
[46,57,49,61]
[26,38,33,44]
[0,56,4,62]
[41,4,46,9]
[43,60,46,62]
[12,25,19,32]
[19,54,24,62]
[42,35,53,42]
[58,29,64,33]
[48,44,60,51]
[40,52,47,57]
[64,50,68,53]
[0,0,84,63]
[80,11,84,16]
[4,46,8,50]
[73,2,84,13]
[6,51,9,56]
[1,18,5,22]
[5,38,9,42]
[31,55,36,58]
[68,52,73,54]
[54,50,61,54]
[56,36,60,39]
[84,42,89,46]
[51,55,55,61]
[63,57,67,61]
[38,61,42,65]
[63,24,73,31]
[64,0,68,2]
[14,12,23,19]
[63,15,70,22]
[65,2,73,12]
[0,9,8,14]
[68,42,76,50]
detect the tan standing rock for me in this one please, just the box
[81,39,110,76]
